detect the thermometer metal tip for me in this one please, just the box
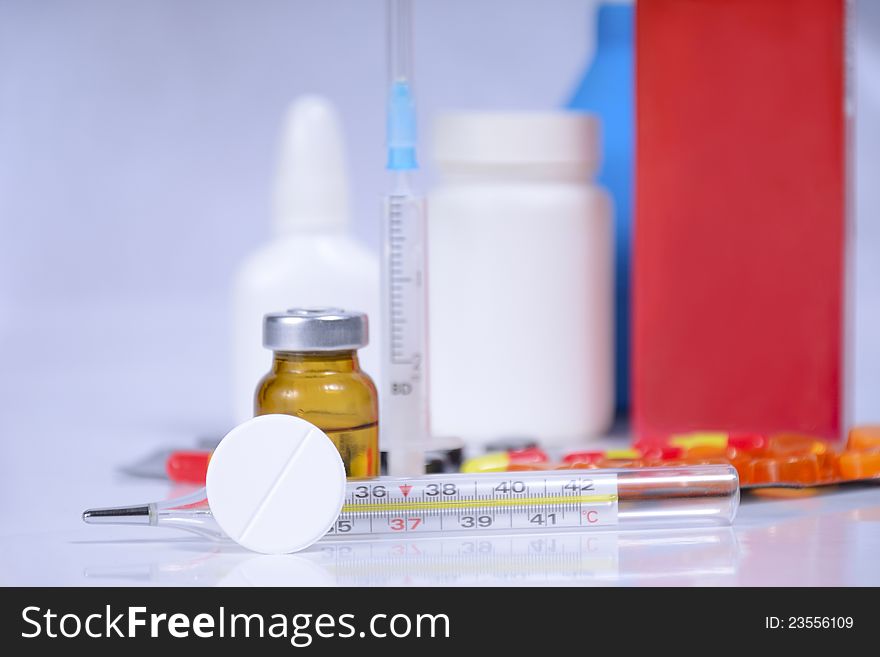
[82,504,155,526]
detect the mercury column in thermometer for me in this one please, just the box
[382,0,431,475]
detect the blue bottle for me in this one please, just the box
[567,2,634,413]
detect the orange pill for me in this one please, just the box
[506,463,552,472]
[593,458,642,469]
[747,453,820,486]
[751,488,822,499]
[769,433,828,456]
[554,461,594,470]
[839,449,880,480]
[657,457,730,469]
[728,454,755,484]
[847,425,880,452]
[815,450,841,481]
[684,444,728,459]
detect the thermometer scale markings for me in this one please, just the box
[333,476,620,534]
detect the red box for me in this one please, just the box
[633,0,848,441]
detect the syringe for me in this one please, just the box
[381,0,431,475]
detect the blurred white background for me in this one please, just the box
[0,0,876,471]
[0,0,593,442]
[0,0,592,304]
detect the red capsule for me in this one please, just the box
[727,433,768,452]
[166,450,212,484]
[637,444,684,460]
[562,450,605,465]
[507,447,549,465]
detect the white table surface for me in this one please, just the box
[3,473,880,586]
[2,301,879,586]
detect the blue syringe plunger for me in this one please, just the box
[386,80,418,171]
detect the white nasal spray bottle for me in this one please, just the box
[231,96,381,423]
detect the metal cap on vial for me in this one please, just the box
[263,308,368,352]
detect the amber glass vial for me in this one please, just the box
[255,308,379,478]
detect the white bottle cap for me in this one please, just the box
[272,95,350,235]
[432,110,600,176]
[206,414,347,554]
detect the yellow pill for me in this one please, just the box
[604,449,639,459]
[461,452,510,473]
[669,432,728,449]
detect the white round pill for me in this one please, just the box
[206,414,347,554]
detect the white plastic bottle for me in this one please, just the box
[231,96,380,424]
[428,112,614,448]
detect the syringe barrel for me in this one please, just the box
[380,191,430,475]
